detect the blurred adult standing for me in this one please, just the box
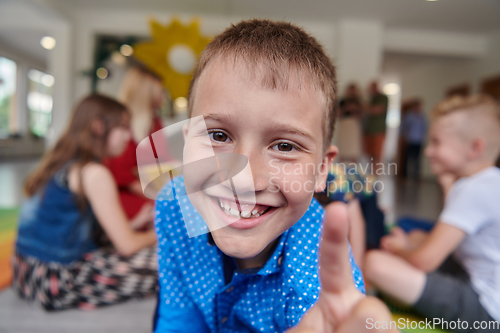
[401,100,427,180]
[364,81,388,165]
[337,83,363,162]
[104,66,174,220]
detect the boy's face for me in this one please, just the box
[187,59,336,262]
[425,113,469,176]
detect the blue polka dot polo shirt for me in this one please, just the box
[154,176,365,333]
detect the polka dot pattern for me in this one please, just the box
[154,176,365,332]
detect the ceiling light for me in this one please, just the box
[111,51,127,66]
[96,67,108,79]
[40,36,56,50]
[383,83,401,95]
[174,97,188,114]
[120,44,134,57]
[175,97,188,108]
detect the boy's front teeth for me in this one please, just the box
[241,211,251,218]
[218,199,268,219]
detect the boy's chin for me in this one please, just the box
[429,163,445,175]
[223,249,263,262]
[211,232,267,260]
[431,164,457,177]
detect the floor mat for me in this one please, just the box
[0,207,18,290]
[381,295,449,333]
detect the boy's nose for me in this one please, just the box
[226,161,258,199]
[231,150,271,194]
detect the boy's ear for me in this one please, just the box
[182,123,189,142]
[314,145,338,193]
[91,119,105,137]
[470,138,486,159]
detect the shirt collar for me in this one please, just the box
[256,230,288,276]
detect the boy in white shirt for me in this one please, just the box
[365,94,500,332]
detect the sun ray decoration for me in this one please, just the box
[133,18,211,100]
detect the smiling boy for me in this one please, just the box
[153,19,393,333]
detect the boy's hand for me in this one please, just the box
[287,202,396,333]
[380,227,410,254]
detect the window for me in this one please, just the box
[27,69,54,137]
[0,57,18,138]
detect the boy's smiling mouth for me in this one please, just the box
[217,197,272,219]
[205,195,280,230]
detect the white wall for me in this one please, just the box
[335,19,383,92]
[468,29,500,90]
[384,28,488,59]
[398,29,500,111]
[68,8,338,104]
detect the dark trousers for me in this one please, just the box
[403,143,422,179]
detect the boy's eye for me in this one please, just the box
[277,143,294,151]
[273,142,298,152]
[209,131,230,142]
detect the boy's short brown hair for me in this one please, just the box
[431,94,500,120]
[432,94,500,160]
[188,19,337,150]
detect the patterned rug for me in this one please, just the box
[0,207,18,291]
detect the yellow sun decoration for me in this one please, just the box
[133,18,212,100]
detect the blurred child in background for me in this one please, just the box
[364,81,388,166]
[104,66,174,220]
[401,100,427,180]
[317,165,386,271]
[13,94,158,311]
[337,83,363,162]
[365,95,500,332]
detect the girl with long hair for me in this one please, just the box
[13,94,157,311]
[104,66,174,220]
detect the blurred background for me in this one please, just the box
[0,0,499,332]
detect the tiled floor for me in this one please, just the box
[395,178,443,221]
[0,288,156,333]
[365,174,442,226]
[0,158,443,332]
